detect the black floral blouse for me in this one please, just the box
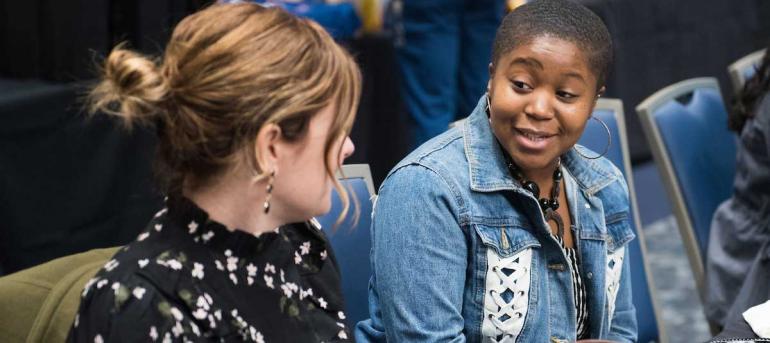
[67,196,351,342]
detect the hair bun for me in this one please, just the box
[88,44,169,127]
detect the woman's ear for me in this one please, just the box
[596,86,606,101]
[587,86,606,116]
[254,123,283,175]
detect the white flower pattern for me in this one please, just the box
[300,241,311,255]
[227,256,239,272]
[149,326,158,340]
[133,287,146,300]
[104,259,119,272]
[137,232,150,241]
[70,201,349,342]
[318,297,328,309]
[192,262,205,279]
[202,230,214,242]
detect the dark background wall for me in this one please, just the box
[0,0,209,81]
[584,0,770,161]
[0,1,209,274]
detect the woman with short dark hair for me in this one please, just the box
[356,1,637,341]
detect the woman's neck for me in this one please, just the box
[520,162,560,199]
[185,175,284,236]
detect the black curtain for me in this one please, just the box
[0,0,209,81]
[0,80,160,273]
[0,1,210,274]
[581,0,770,162]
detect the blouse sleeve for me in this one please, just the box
[67,275,207,343]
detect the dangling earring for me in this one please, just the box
[263,170,275,214]
[486,93,493,120]
[573,116,612,160]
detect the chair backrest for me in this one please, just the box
[727,49,767,93]
[579,98,666,343]
[636,78,736,296]
[315,164,375,327]
[0,247,119,343]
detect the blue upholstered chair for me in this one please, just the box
[579,98,666,343]
[636,78,736,298]
[316,164,376,327]
[727,49,767,93]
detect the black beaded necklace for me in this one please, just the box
[505,156,566,238]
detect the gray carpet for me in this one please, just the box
[644,215,711,342]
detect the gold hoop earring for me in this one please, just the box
[574,116,612,160]
[263,170,275,214]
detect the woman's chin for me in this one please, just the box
[312,198,333,218]
[511,152,560,173]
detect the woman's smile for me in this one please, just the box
[513,127,558,151]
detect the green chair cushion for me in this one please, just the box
[0,247,120,343]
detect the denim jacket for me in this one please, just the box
[356,96,638,342]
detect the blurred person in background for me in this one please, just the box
[396,0,506,148]
[220,0,387,40]
[706,46,770,337]
[67,3,362,342]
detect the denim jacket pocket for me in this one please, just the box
[474,224,540,342]
[474,224,541,257]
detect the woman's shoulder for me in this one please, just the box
[383,129,468,191]
[78,243,194,308]
[391,127,465,171]
[71,238,264,341]
[566,146,627,194]
[71,253,193,342]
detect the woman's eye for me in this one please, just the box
[557,90,577,99]
[512,81,531,91]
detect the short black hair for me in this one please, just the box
[491,0,613,89]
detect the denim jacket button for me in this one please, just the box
[587,272,593,279]
[584,203,591,209]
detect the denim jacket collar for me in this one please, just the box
[463,94,618,196]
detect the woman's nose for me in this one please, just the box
[524,90,555,120]
[341,136,355,162]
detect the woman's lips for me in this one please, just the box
[513,128,556,151]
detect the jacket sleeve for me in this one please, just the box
[366,165,468,343]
